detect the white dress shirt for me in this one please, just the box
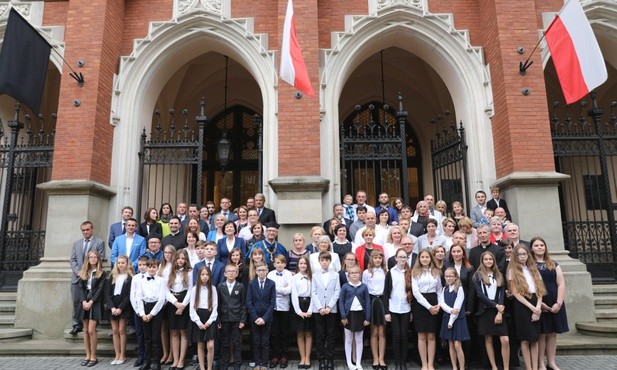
[189,284,219,326]
[387,265,411,314]
[362,268,386,295]
[412,269,443,309]
[135,274,166,316]
[267,269,292,311]
[165,269,193,305]
[291,273,311,315]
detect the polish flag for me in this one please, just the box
[280,0,314,96]
[545,0,607,104]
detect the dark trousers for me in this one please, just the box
[314,313,336,361]
[142,302,163,364]
[133,312,145,360]
[391,312,410,366]
[252,321,272,366]
[270,310,289,358]
[70,282,81,328]
[220,321,242,368]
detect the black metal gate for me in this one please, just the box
[430,111,470,213]
[0,106,54,291]
[340,95,411,205]
[138,101,206,218]
[551,95,617,282]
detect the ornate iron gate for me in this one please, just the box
[551,95,617,282]
[340,95,411,205]
[430,111,469,213]
[0,106,54,291]
[138,101,206,218]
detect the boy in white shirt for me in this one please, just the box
[266,255,293,368]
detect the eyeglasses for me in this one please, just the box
[396,256,407,259]
[256,269,268,272]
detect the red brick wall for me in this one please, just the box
[120,0,172,56]
[51,0,126,184]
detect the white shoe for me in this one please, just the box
[110,360,118,365]
[117,359,126,365]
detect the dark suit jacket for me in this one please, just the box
[183,218,210,233]
[322,218,352,235]
[473,277,505,316]
[70,236,106,284]
[137,222,163,239]
[246,278,276,323]
[217,281,247,323]
[468,243,506,276]
[104,275,133,311]
[193,259,225,287]
[486,198,511,221]
[387,253,417,270]
[408,221,426,238]
[161,232,186,250]
[257,207,277,227]
[217,237,247,263]
[78,271,107,303]
[108,221,124,249]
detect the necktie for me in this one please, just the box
[147,276,154,281]
[207,262,212,270]
[260,281,264,290]
[83,239,90,262]
[276,272,283,276]
[258,208,262,216]
[121,223,126,234]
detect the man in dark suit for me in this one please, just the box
[217,264,247,370]
[108,206,134,249]
[210,198,238,229]
[322,203,352,233]
[246,262,276,370]
[374,192,399,224]
[183,203,209,232]
[387,236,417,270]
[255,193,277,227]
[69,221,105,335]
[504,223,530,248]
[161,216,186,250]
[468,225,506,274]
[486,186,511,221]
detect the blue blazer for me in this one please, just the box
[108,221,124,249]
[217,237,247,263]
[110,234,146,268]
[338,282,371,321]
[193,259,225,287]
[246,278,276,323]
[210,212,238,229]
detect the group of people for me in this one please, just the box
[68,188,568,370]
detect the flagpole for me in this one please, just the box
[49,48,85,85]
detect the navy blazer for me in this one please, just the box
[78,271,107,303]
[486,198,511,221]
[257,207,277,227]
[193,259,225,287]
[338,282,371,321]
[108,221,124,249]
[217,237,247,263]
[246,278,276,323]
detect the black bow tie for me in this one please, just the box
[276,272,283,276]
[147,276,155,281]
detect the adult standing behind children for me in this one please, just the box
[70,221,105,336]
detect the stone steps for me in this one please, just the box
[575,284,617,338]
[576,322,617,338]
[0,292,31,341]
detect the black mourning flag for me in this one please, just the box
[0,8,51,114]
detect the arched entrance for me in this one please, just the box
[111,11,276,218]
[319,4,495,212]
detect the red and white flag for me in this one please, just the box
[280,0,314,96]
[545,0,607,104]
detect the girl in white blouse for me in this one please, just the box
[291,256,313,369]
[411,248,443,370]
[189,265,218,370]
[362,249,387,369]
[158,244,175,365]
[166,249,193,370]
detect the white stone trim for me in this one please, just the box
[109,10,277,222]
[319,4,495,209]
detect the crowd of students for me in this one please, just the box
[70,189,569,370]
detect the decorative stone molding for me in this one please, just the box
[177,0,221,16]
[375,0,423,12]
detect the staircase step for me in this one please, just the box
[63,328,116,344]
[0,292,17,301]
[596,309,617,322]
[595,297,617,308]
[0,302,16,313]
[0,328,33,342]
[557,332,617,355]
[0,314,15,327]
[576,322,617,338]
[593,285,617,296]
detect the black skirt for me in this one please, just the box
[189,308,217,343]
[370,294,386,326]
[109,295,133,320]
[293,297,313,333]
[167,290,191,330]
[412,292,438,333]
[344,310,366,332]
[477,307,508,337]
[513,293,540,342]
[80,290,104,321]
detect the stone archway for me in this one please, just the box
[319,3,496,209]
[109,10,277,218]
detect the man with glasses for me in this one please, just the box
[211,198,238,229]
[387,236,417,269]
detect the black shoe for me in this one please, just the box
[279,357,288,369]
[86,359,99,367]
[139,362,151,370]
[151,364,161,370]
[318,360,325,370]
[269,358,279,368]
[134,358,145,367]
[70,326,83,335]
[81,359,90,366]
